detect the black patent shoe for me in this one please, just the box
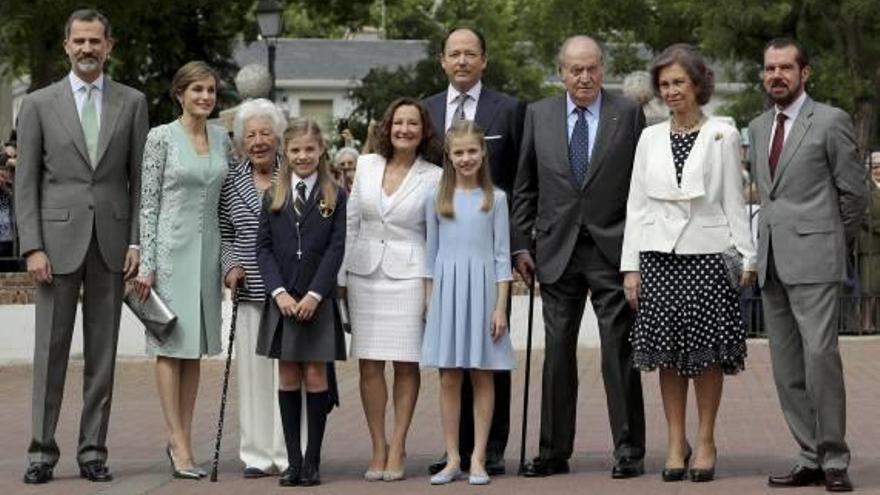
[165,446,200,480]
[79,460,113,482]
[299,462,321,487]
[662,444,692,482]
[825,469,853,492]
[23,462,53,484]
[612,458,644,479]
[279,465,302,487]
[520,457,570,477]
[689,466,715,482]
[768,465,825,487]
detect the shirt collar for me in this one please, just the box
[69,71,105,93]
[775,90,807,122]
[566,90,602,117]
[446,80,482,105]
[290,170,318,194]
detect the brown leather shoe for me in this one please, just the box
[825,469,853,492]
[768,465,825,487]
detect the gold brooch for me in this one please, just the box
[319,200,334,218]
[714,132,723,141]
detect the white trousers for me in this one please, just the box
[235,301,287,471]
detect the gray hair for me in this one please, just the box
[334,147,359,165]
[232,98,287,149]
[622,71,654,105]
[557,35,604,69]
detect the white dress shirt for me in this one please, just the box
[768,90,808,152]
[271,171,323,302]
[69,72,104,127]
[566,91,601,162]
[444,81,482,131]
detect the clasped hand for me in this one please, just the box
[275,291,319,321]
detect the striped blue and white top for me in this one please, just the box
[219,159,278,302]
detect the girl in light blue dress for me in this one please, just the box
[421,120,515,486]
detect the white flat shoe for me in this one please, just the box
[364,469,383,481]
[431,468,463,485]
[469,472,491,485]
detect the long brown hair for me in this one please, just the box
[436,120,494,218]
[269,118,338,213]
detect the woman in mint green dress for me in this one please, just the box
[133,61,230,479]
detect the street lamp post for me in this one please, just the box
[256,0,283,102]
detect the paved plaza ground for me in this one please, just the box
[1,339,878,495]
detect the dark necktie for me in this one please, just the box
[294,181,307,217]
[768,112,787,179]
[569,107,590,185]
[452,93,469,123]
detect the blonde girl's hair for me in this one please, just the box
[436,120,494,218]
[269,118,338,213]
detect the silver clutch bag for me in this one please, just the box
[721,246,743,291]
[124,288,177,343]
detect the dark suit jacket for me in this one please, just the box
[257,185,347,300]
[424,86,527,249]
[512,90,646,284]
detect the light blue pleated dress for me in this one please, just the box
[421,187,516,370]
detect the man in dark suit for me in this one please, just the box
[749,38,863,493]
[15,9,148,484]
[512,35,645,478]
[423,26,525,476]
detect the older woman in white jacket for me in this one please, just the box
[620,44,756,484]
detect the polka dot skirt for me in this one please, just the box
[632,251,747,377]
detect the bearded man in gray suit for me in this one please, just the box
[512,35,645,478]
[16,9,148,484]
[750,38,864,493]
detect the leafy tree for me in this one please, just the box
[0,0,257,125]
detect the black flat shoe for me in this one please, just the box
[23,462,53,484]
[299,463,320,487]
[428,453,447,475]
[661,444,692,482]
[79,460,113,482]
[279,466,302,487]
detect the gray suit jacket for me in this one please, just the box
[15,77,149,274]
[748,96,866,285]
[512,90,645,284]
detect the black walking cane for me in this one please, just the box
[210,291,239,482]
[517,275,537,475]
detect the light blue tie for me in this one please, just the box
[81,84,99,167]
[569,107,590,185]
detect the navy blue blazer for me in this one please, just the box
[256,183,347,300]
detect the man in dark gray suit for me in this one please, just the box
[16,9,149,484]
[423,26,525,476]
[512,35,645,478]
[749,38,864,493]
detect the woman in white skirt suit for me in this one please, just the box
[339,97,441,481]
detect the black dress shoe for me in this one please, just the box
[486,454,506,476]
[825,469,853,492]
[23,463,53,484]
[243,466,270,478]
[279,466,302,487]
[662,445,692,482]
[299,463,321,487]
[520,457,570,477]
[768,465,825,487]
[612,458,644,479]
[79,460,113,482]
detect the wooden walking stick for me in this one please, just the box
[518,276,537,475]
[210,292,239,482]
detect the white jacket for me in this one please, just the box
[339,153,442,284]
[620,118,757,272]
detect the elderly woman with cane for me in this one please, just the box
[217,98,289,478]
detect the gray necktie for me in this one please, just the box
[81,84,99,167]
[452,93,469,122]
[294,181,307,217]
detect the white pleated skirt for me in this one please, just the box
[348,269,425,362]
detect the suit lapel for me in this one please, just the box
[429,95,446,139]
[549,96,572,182]
[95,79,122,169]
[51,80,91,169]
[474,89,500,132]
[583,91,620,190]
[299,182,321,220]
[771,98,814,191]
[752,110,774,193]
[383,159,424,217]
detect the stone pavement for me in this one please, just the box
[1,339,879,495]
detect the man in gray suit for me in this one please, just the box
[512,35,645,478]
[749,38,864,493]
[15,9,148,484]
